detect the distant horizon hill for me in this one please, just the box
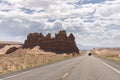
[77,44,120,50]
[0,41,23,45]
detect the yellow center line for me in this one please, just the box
[62,72,69,78]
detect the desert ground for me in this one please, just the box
[92,48,120,63]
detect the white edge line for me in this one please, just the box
[96,57,120,74]
[1,66,42,80]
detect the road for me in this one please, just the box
[0,54,120,80]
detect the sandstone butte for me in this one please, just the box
[23,30,79,54]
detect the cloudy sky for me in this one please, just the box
[0,0,120,48]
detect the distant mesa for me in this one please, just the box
[0,41,23,49]
[0,41,23,45]
[23,30,79,53]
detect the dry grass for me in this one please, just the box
[0,46,81,74]
[79,50,87,55]
[0,53,75,74]
[92,48,120,63]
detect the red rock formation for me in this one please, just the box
[23,30,79,53]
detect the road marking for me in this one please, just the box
[97,58,120,74]
[62,72,69,78]
[1,66,44,80]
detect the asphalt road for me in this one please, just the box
[0,54,120,80]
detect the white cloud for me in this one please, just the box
[0,0,120,48]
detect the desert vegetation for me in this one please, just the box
[0,46,80,74]
[92,48,120,63]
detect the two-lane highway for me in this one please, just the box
[0,55,120,80]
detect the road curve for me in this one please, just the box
[0,55,120,80]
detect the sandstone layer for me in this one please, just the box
[23,30,79,53]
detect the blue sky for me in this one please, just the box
[0,0,120,49]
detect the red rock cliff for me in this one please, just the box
[23,30,79,53]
